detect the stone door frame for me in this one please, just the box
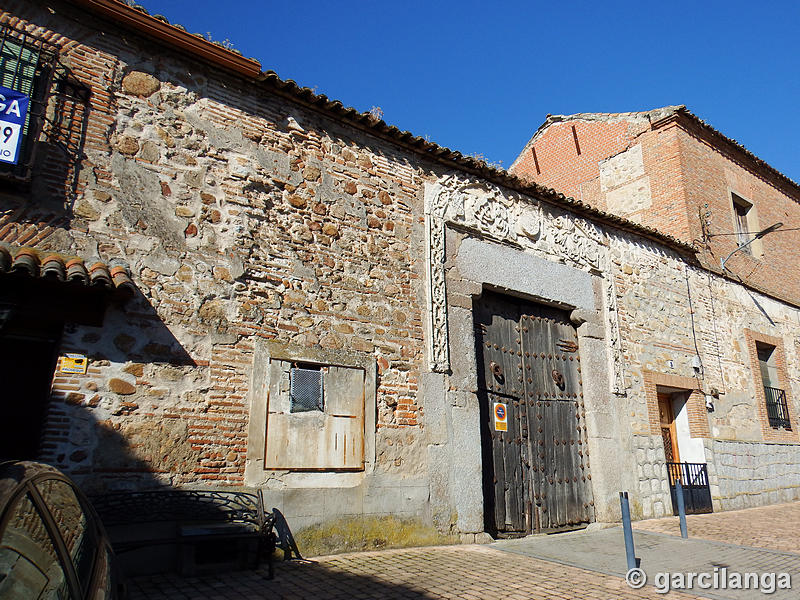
[440,232,632,531]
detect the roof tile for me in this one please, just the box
[0,244,135,297]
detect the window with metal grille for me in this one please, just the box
[0,23,58,180]
[757,342,791,429]
[289,365,324,413]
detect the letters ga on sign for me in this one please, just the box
[0,86,30,166]
[493,402,508,432]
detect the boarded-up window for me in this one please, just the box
[265,360,365,470]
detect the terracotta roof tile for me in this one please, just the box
[0,244,135,297]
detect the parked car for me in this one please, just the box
[0,461,126,599]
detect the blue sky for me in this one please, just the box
[140,0,800,180]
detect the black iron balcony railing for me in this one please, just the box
[764,386,791,429]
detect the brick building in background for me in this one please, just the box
[510,106,800,307]
[511,107,800,501]
[2,0,800,569]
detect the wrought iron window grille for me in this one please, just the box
[0,21,90,183]
[289,365,324,413]
[764,386,791,430]
[0,22,57,181]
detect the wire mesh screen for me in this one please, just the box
[290,367,324,412]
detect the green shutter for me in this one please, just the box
[0,40,39,135]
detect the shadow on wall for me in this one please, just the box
[42,287,198,493]
[43,407,272,577]
[1,66,91,247]
[74,288,196,367]
[56,401,180,495]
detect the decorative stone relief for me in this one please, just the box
[539,213,604,272]
[605,270,626,395]
[424,182,450,372]
[516,206,541,241]
[425,176,516,242]
[424,175,620,380]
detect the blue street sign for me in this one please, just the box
[0,86,30,165]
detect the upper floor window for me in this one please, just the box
[731,194,753,249]
[0,22,58,181]
[757,342,790,429]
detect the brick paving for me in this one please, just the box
[633,501,800,553]
[494,527,799,599]
[130,545,704,600]
[129,502,800,600]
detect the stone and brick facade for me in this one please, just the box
[1,0,799,562]
[512,107,800,514]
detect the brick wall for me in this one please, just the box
[642,370,710,438]
[512,119,635,207]
[675,126,800,305]
[512,111,800,306]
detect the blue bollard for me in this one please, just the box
[619,491,637,570]
[676,479,688,539]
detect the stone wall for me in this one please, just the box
[612,226,800,515]
[631,434,671,519]
[707,439,800,510]
[6,3,427,509]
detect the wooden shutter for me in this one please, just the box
[264,360,364,470]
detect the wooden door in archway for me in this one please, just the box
[475,291,593,536]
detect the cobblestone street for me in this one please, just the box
[129,502,800,599]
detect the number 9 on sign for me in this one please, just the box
[0,122,21,165]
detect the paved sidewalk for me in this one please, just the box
[494,527,799,599]
[633,501,800,552]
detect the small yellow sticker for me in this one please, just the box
[61,354,88,374]
[494,402,508,432]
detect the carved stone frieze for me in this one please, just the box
[424,218,450,371]
[605,271,626,395]
[425,176,515,242]
[538,213,604,271]
[423,176,622,383]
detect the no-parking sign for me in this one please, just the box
[0,86,30,165]
[493,402,508,432]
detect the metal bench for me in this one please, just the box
[90,489,277,578]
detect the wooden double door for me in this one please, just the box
[475,291,593,536]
